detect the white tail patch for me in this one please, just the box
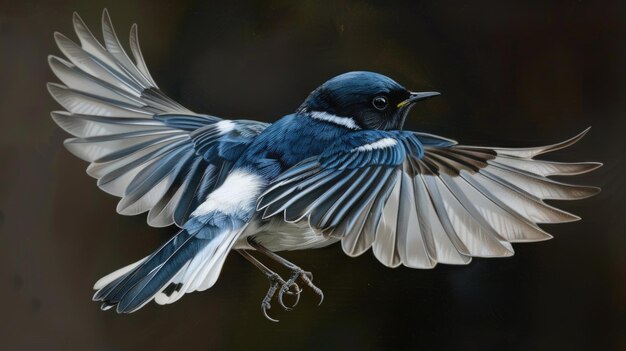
[153,225,245,305]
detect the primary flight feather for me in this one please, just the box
[48,10,601,321]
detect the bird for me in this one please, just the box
[48,10,601,321]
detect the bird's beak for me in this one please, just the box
[397,91,441,108]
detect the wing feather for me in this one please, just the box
[50,11,267,228]
[51,111,166,138]
[129,24,158,87]
[100,10,153,89]
[413,172,471,265]
[395,171,436,268]
[258,129,599,269]
[372,174,402,267]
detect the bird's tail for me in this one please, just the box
[93,223,243,313]
[93,169,265,313]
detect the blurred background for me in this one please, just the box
[0,0,624,350]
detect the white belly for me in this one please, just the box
[234,217,339,252]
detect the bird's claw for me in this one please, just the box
[258,267,324,321]
[260,272,302,321]
[295,269,324,306]
[277,282,301,310]
[261,274,282,322]
[261,301,278,323]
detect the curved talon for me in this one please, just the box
[316,290,325,306]
[291,288,302,308]
[307,281,324,305]
[299,271,324,305]
[276,287,293,311]
[261,274,282,321]
[288,283,302,307]
[278,282,302,309]
[262,303,279,322]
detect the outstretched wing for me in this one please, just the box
[49,10,268,227]
[257,129,601,268]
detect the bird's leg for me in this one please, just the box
[236,250,301,321]
[247,238,324,306]
[237,249,302,303]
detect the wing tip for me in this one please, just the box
[62,137,97,162]
[583,185,602,198]
[486,126,595,159]
[46,81,65,95]
[511,233,554,243]
[47,82,70,108]
[573,161,603,175]
[538,126,593,157]
[50,110,69,128]
[581,125,592,135]
[563,212,582,222]
[101,7,113,26]
[401,261,438,269]
[567,125,592,144]
[48,55,74,80]
[53,31,70,43]
[72,11,83,25]
[558,184,602,201]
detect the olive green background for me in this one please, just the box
[0,0,623,350]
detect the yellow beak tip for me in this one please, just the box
[397,101,409,108]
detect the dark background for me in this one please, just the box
[0,0,624,350]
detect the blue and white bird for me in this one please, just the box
[48,11,601,321]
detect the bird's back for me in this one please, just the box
[234,113,354,181]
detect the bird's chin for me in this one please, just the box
[394,104,417,130]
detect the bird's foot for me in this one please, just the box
[241,241,325,321]
[279,267,324,307]
[261,272,301,322]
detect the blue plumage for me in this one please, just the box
[95,229,207,312]
[234,114,353,177]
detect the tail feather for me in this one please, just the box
[93,169,264,313]
[93,225,239,313]
[115,237,206,313]
[154,232,231,305]
[93,257,146,290]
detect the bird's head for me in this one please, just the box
[299,71,439,130]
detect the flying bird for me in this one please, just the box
[48,10,601,321]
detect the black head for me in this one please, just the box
[299,71,439,130]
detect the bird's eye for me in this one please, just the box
[372,96,388,110]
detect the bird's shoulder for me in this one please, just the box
[253,113,349,150]
[235,113,357,178]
